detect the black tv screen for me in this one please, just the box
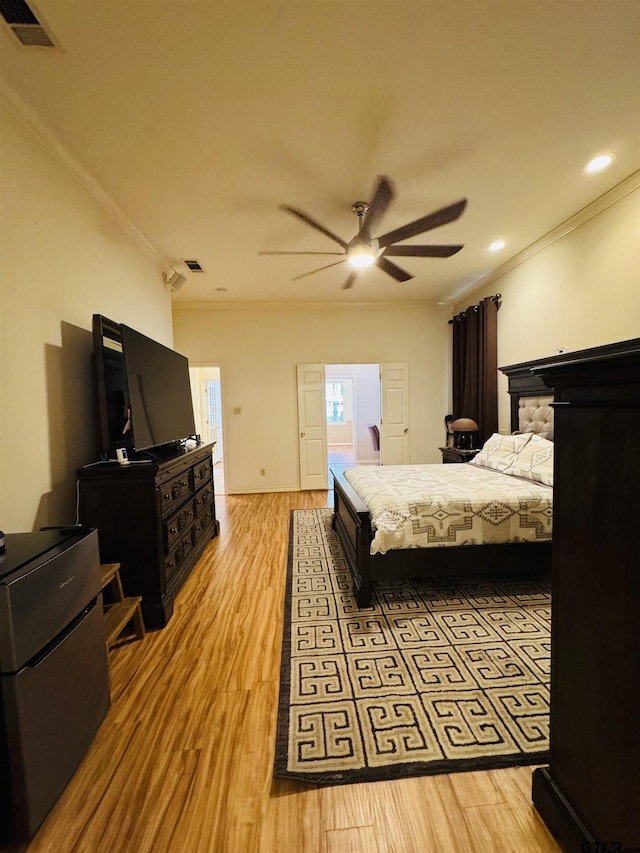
[120,324,196,453]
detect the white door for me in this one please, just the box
[297,363,328,489]
[380,362,410,464]
[202,379,223,464]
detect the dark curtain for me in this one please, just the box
[451,294,500,445]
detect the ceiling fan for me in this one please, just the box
[259,176,467,289]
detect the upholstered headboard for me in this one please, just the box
[500,357,556,436]
[517,395,554,439]
[500,340,640,440]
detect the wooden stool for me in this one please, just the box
[100,562,145,649]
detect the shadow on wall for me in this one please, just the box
[33,322,96,530]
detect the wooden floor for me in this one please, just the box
[19,491,560,853]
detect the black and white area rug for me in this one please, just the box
[274,508,551,786]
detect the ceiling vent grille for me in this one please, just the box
[182,259,205,273]
[0,0,59,48]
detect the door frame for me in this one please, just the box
[298,361,408,484]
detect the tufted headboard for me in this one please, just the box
[517,395,554,439]
[500,340,640,441]
[500,357,557,438]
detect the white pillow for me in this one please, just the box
[506,433,554,486]
[469,432,533,473]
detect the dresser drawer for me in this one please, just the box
[193,509,214,544]
[164,527,195,585]
[194,483,213,516]
[163,498,196,552]
[158,470,193,516]
[193,457,212,488]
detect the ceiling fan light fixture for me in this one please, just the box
[348,247,376,268]
[347,235,379,268]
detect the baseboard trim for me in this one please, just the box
[226,486,302,495]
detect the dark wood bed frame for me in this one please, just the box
[332,357,555,607]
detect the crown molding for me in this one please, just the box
[449,170,640,305]
[0,77,165,269]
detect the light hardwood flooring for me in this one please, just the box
[19,491,560,853]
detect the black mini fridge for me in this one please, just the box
[0,528,111,846]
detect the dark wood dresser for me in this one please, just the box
[531,339,640,849]
[77,442,219,628]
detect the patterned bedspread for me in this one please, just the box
[344,464,553,555]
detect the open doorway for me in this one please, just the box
[325,364,381,469]
[189,365,225,495]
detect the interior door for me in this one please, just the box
[380,362,410,464]
[200,379,223,464]
[297,363,328,489]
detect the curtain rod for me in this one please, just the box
[448,293,501,324]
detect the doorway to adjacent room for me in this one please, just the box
[189,365,225,494]
[325,363,381,469]
[297,361,410,490]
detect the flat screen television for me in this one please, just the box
[91,315,196,458]
[120,324,196,454]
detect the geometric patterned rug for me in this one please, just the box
[274,508,551,786]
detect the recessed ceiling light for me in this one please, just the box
[488,240,505,252]
[584,154,614,174]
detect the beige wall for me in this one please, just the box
[173,302,450,492]
[0,97,173,531]
[453,187,640,432]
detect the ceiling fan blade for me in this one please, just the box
[383,244,464,258]
[258,250,345,256]
[377,198,468,248]
[375,255,413,282]
[342,271,357,290]
[361,175,394,237]
[280,205,348,249]
[290,259,348,282]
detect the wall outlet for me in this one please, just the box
[260,468,266,476]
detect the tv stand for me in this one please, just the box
[77,442,219,628]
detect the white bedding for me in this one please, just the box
[343,463,553,555]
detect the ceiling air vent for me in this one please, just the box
[182,259,205,273]
[0,0,59,49]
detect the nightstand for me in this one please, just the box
[439,447,481,464]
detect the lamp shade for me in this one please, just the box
[451,418,478,431]
[451,418,480,449]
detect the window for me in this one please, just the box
[326,381,344,424]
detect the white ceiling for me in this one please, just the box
[1,1,639,304]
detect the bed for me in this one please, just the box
[332,359,555,607]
